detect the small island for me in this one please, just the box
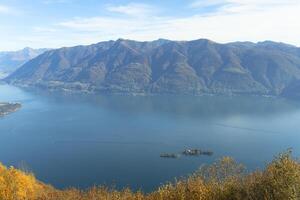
[0,102,21,116]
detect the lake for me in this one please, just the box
[0,84,300,191]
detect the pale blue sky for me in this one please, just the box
[0,0,300,51]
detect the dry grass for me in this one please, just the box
[1,151,299,200]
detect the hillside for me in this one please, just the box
[5,39,300,96]
[0,151,299,200]
[0,48,48,78]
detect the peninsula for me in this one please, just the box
[0,102,21,116]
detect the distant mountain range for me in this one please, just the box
[4,39,300,97]
[0,48,48,78]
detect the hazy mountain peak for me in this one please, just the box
[0,48,49,78]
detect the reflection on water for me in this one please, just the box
[0,84,300,191]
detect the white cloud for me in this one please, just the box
[3,1,300,50]
[43,0,71,4]
[58,17,139,33]
[179,1,300,45]
[190,0,300,12]
[33,27,58,33]
[189,0,228,8]
[0,5,18,15]
[106,3,157,17]
[52,1,300,47]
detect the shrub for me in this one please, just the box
[0,151,299,200]
[0,163,40,200]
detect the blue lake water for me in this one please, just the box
[0,84,300,191]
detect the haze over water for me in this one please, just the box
[0,84,300,191]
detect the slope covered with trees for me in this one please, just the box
[5,39,300,97]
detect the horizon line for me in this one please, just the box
[1,38,299,52]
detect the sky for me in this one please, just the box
[0,0,300,51]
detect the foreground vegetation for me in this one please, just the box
[0,151,299,200]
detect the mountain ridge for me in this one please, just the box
[4,39,300,97]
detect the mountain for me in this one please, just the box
[0,47,48,78]
[4,39,300,97]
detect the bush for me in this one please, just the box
[0,163,40,200]
[0,151,299,200]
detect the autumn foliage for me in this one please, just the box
[0,151,299,200]
[0,164,40,200]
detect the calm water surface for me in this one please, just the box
[0,84,300,191]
